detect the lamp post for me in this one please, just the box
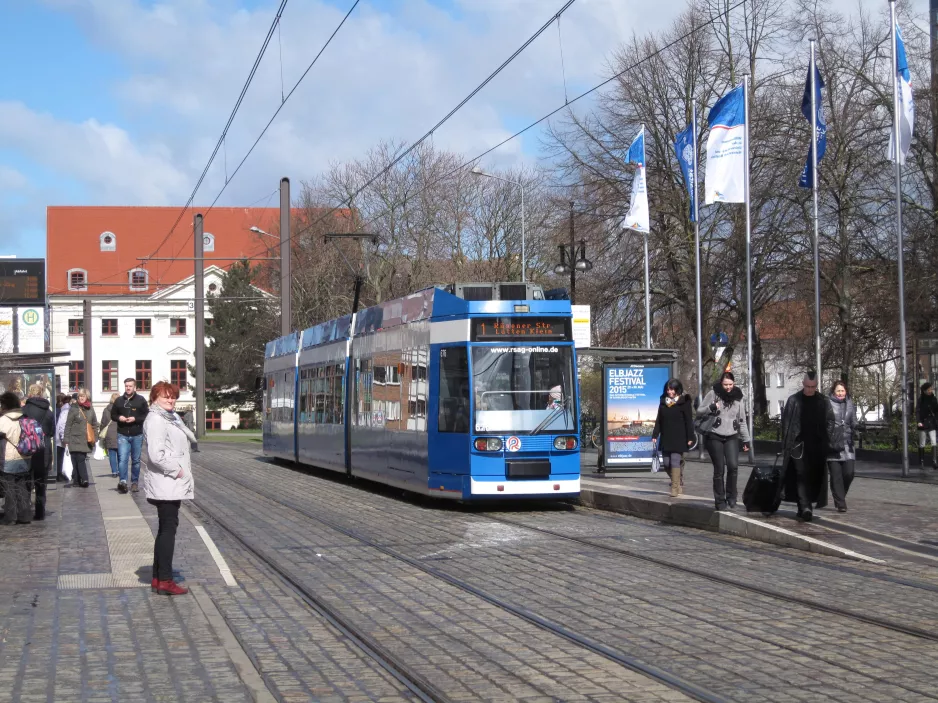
[553,201,592,304]
[471,166,526,283]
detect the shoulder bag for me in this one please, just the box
[80,408,95,446]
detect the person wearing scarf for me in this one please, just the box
[142,381,196,596]
[652,379,695,497]
[63,388,99,488]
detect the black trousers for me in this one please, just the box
[70,451,89,485]
[1,473,32,524]
[30,448,49,519]
[148,499,181,582]
[706,434,740,507]
[56,445,66,478]
[792,447,826,512]
[828,460,855,509]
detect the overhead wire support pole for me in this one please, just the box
[890,0,910,477]
[280,177,291,337]
[810,39,823,384]
[194,214,206,440]
[743,74,755,464]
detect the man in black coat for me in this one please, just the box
[111,378,149,493]
[23,385,55,521]
[779,371,835,522]
[918,383,938,468]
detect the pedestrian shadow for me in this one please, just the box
[135,565,184,584]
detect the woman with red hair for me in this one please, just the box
[142,381,196,595]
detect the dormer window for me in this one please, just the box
[203,232,215,252]
[68,268,87,291]
[129,268,149,292]
[100,231,116,251]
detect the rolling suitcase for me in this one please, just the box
[743,455,782,514]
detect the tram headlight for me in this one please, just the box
[553,436,578,451]
[474,437,503,452]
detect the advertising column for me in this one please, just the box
[603,362,672,466]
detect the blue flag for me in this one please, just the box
[674,123,697,222]
[798,64,826,189]
[705,84,746,204]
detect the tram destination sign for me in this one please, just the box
[471,317,571,342]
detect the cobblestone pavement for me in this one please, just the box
[194,444,938,702]
[585,456,938,559]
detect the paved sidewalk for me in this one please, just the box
[0,458,260,702]
[579,451,938,565]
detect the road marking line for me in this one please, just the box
[195,525,239,586]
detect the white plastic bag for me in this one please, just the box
[651,451,662,473]
[62,445,73,481]
[92,442,106,461]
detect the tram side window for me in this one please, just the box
[438,346,469,433]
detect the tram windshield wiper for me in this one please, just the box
[528,396,570,435]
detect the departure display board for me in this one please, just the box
[471,317,571,342]
[0,260,45,305]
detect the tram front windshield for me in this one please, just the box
[471,345,575,434]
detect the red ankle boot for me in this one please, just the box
[156,580,189,596]
[151,578,158,592]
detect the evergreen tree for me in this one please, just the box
[197,260,277,411]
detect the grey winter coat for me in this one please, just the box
[100,403,119,450]
[699,383,751,443]
[64,403,99,453]
[828,394,857,461]
[143,407,195,501]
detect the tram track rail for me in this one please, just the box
[187,500,453,703]
[192,463,729,703]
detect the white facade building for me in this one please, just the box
[50,266,267,430]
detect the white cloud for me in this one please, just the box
[0,101,187,204]
[0,166,28,190]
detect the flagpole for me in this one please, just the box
[641,125,652,348]
[743,75,755,464]
[810,39,823,384]
[890,0,910,477]
[692,103,704,458]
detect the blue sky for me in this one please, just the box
[0,0,900,259]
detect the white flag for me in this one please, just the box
[888,23,914,165]
[623,127,649,233]
[704,85,746,204]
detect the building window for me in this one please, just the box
[206,411,221,431]
[129,269,148,292]
[764,372,771,388]
[170,360,188,389]
[208,282,218,293]
[135,360,152,390]
[68,319,84,336]
[203,233,215,252]
[238,411,257,429]
[776,372,785,388]
[205,318,215,329]
[170,318,187,336]
[135,318,151,336]
[101,318,118,336]
[778,399,785,416]
[100,231,116,251]
[68,269,87,291]
[69,361,84,391]
[102,361,118,392]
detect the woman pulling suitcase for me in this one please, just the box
[699,372,751,510]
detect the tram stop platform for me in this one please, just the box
[579,450,938,566]
[0,456,272,703]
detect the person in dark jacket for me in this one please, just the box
[64,388,98,488]
[22,384,55,520]
[699,372,751,510]
[111,378,149,494]
[779,371,835,521]
[101,393,120,477]
[827,380,857,513]
[917,383,938,469]
[652,379,695,497]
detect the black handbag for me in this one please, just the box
[743,454,783,514]
[694,410,720,435]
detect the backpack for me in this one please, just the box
[16,416,44,457]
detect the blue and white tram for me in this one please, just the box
[262,285,580,500]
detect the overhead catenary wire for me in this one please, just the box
[239,0,748,269]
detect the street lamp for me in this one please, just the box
[249,226,277,238]
[471,165,526,283]
[553,203,593,304]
